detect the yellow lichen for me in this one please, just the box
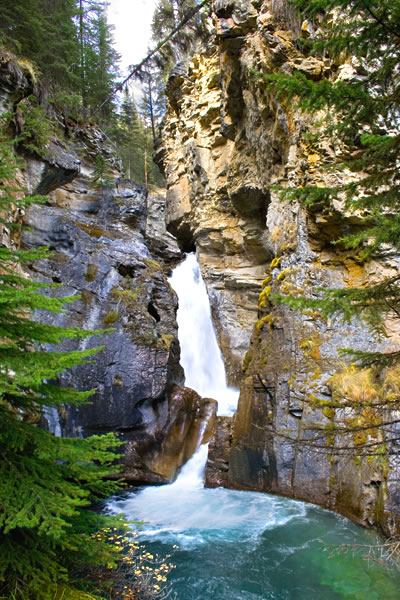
[258,286,271,309]
[270,256,282,270]
[255,314,275,332]
[261,275,272,289]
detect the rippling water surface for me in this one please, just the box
[108,447,400,600]
[108,255,400,599]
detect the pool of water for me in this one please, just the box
[107,475,400,599]
[111,254,400,599]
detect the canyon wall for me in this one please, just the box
[157,0,400,533]
[0,53,216,485]
[3,0,400,535]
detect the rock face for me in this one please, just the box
[21,147,218,482]
[204,416,233,488]
[0,53,217,484]
[156,0,400,532]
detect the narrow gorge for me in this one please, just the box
[2,0,400,597]
[4,0,398,535]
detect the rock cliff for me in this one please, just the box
[157,0,400,533]
[1,52,216,485]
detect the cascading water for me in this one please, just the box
[168,252,239,416]
[107,254,400,599]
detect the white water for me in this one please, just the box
[168,253,239,417]
[44,406,62,437]
[107,254,242,533]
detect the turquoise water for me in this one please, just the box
[108,479,400,600]
[110,254,400,599]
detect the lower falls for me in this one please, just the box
[107,254,400,599]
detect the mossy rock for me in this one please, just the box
[103,310,119,325]
[85,263,98,282]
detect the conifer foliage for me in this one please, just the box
[0,138,123,598]
[151,0,211,76]
[260,0,400,369]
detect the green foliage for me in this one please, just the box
[0,0,120,121]
[103,310,119,325]
[261,0,400,369]
[151,0,211,76]
[91,154,115,188]
[0,0,80,91]
[106,87,164,187]
[0,137,126,599]
[77,1,121,120]
[17,96,53,157]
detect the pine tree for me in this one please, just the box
[140,65,165,144]
[76,0,120,119]
[151,0,211,75]
[0,137,124,599]
[116,87,147,182]
[0,0,80,93]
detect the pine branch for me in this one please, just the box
[94,0,211,115]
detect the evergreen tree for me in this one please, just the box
[77,1,120,119]
[140,65,165,144]
[151,0,211,75]
[0,0,80,93]
[0,137,124,599]
[117,87,147,182]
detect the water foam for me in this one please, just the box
[168,253,239,416]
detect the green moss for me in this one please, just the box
[103,310,119,325]
[322,407,335,420]
[75,222,119,239]
[85,263,98,282]
[110,287,139,307]
[53,587,102,600]
[242,349,253,372]
[113,375,123,387]
[255,313,275,332]
[50,251,69,264]
[158,334,174,349]
[144,258,162,271]
[80,289,93,306]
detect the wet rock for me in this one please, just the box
[205,416,233,488]
[145,190,182,264]
[123,385,217,483]
[19,133,198,484]
[156,0,400,533]
[0,53,33,113]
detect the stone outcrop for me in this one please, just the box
[21,144,218,482]
[156,0,400,533]
[0,52,217,484]
[204,416,233,488]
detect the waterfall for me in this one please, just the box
[108,253,239,527]
[43,406,62,437]
[168,253,239,417]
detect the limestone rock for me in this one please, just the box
[124,385,217,483]
[0,53,33,113]
[156,1,400,532]
[17,129,198,484]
